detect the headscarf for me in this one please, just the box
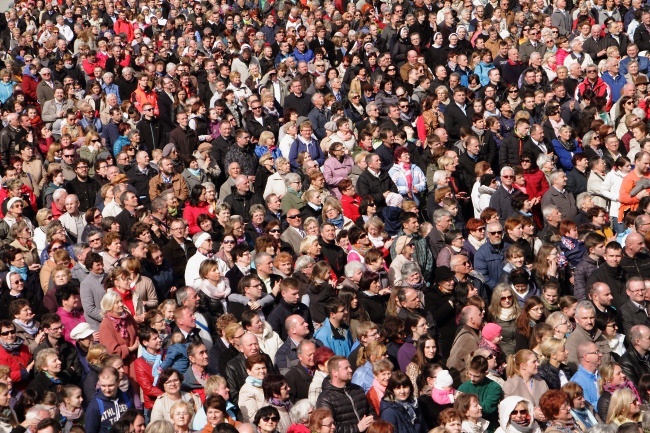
[433,32,443,48]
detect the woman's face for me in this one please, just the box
[65,389,83,409]
[171,406,191,428]
[163,373,182,394]
[53,270,70,286]
[232,223,244,237]
[308,240,321,257]
[466,398,483,420]
[0,389,10,407]
[55,172,65,185]
[247,363,267,380]
[500,291,514,308]
[528,304,545,321]
[510,254,525,268]
[207,408,224,426]
[44,354,62,374]
[393,385,411,401]
[521,354,539,376]
[112,298,125,315]
[610,365,627,386]
[424,339,437,359]
[508,224,523,240]
[445,420,462,433]
[510,402,529,426]
[377,370,392,387]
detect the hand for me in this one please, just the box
[533,407,546,422]
[26,361,34,372]
[272,280,281,296]
[170,286,177,294]
[248,301,260,310]
[28,263,41,271]
[358,416,373,432]
[134,313,145,323]
[129,338,140,352]
[383,191,390,197]
[93,331,100,342]
[35,330,45,345]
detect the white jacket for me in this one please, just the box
[253,322,283,362]
[601,169,626,218]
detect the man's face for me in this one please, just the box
[453,91,466,105]
[283,288,301,305]
[65,197,79,214]
[189,344,209,367]
[98,375,118,397]
[334,360,353,382]
[604,247,622,267]
[593,286,613,306]
[637,328,650,352]
[401,290,421,310]
[575,307,595,331]
[298,343,316,368]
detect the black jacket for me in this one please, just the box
[136,116,162,152]
[65,176,101,213]
[316,377,374,433]
[285,363,313,402]
[424,286,456,359]
[618,299,650,335]
[619,345,650,385]
[586,264,627,309]
[267,298,314,340]
[444,102,474,141]
[620,250,650,279]
[115,208,138,240]
[223,187,264,223]
[537,362,572,390]
[489,185,516,224]
[34,337,82,383]
[358,292,389,324]
[225,352,275,406]
[355,169,398,214]
[499,132,527,168]
[126,165,158,206]
[635,24,650,52]
[243,111,280,140]
[162,238,197,287]
[566,168,588,196]
[319,237,346,278]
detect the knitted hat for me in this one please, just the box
[385,192,403,207]
[394,235,412,255]
[324,121,337,132]
[434,370,454,389]
[482,323,502,341]
[193,232,212,249]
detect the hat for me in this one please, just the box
[198,142,212,153]
[394,235,413,255]
[482,323,502,341]
[296,116,309,127]
[111,173,129,185]
[324,121,337,132]
[6,197,21,211]
[193,231,212,249]
[435,266,455,282]
[70,322,94,340]
[385,192,403,207]
[240,44,252,53]
[434,370,454,389]
[362,83,374,92]
[636,76,649,85]
[364,42,374,51]
[162,143,176,157]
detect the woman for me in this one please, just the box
[323,143,353,199]
[247,206,267,243]
[322,199,354,232]
[539,389,578,432]
[397,314,428,373]
[503,350,549,418]
[308,347,335,406]
[588,206,615,241]
[339,179,362,222]
[122,257,157,312]
[98,289,139,379]
[563,382,601,431]
[605,388,641,426]
[488,284,521,357]
[380,371,424,433]
[531,245,562,293]
[405,336,440,397]
[495,396,542,433]
[170,401,195,433]
[254,406,281,433]
[301,191,323,221]
[183,185,212,236]
[254,154,276,196]
[351,342,387,392]
[595,310,625,358]
[416,95,444,143]
[537,337,571,390]
[281,174,305,215]
[552,126,583,172]
[339,287,369,340]
[597,362,639,421]
[455,393,488,433]
[602,156,631,233]
[389,147,426,206]
[514,297,547,351]
[198,394,240,433]
[27,349,64,396]
[375,80,399,115]
[197,259,231,318]
[366,358,394,415]
[239,354,268,423]
[436,230,466,268]
[309,408,335,433]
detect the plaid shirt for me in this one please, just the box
[390,229,433,280]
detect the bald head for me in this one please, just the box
[626,232,645,256]
[285,314,310,339]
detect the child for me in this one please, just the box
[158,299,176,330]
[382,192,403,237]
[431,370,456,406]
[540,282,560,312]
[560,296,578,333]
[59,384,84,433]
[160,332,190,373]
[419,222,433,238]
[442,197,465,233]
[478,323,504,375]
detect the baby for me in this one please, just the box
[431,369,456,405]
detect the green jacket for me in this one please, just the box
[458,377,503,433]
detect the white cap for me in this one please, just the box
[70,323,94,340]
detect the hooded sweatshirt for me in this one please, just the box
[84,388,133,433]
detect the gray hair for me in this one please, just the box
[254,252,272,267]
[72,243,90,258]
[587,425,616,433]
[290,399,315,425]
[433,208,452,223]
[401,262,422,279]
[569,39,582,50]
[549,170,566,185]
[542,205,559,221]
[433,170,449,184]
[284,173,301,188]
[249,204,265,217]
[53,188,68,201]
[366,102,378,116]
[576,192,592,210]
[175,286,194,307]
[344,261,365,278]
[100,290,122,313]
[103,72,114,80]
[294,255,316,272]
[575,300,596,317]
[202,182,215,192]
[537,153,553,169]
[25,405,50,421]
[500,166,514,176]
[275,157,289,170]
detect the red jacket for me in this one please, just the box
[341,193,362,222]
[183,202,214,236]
[523,168,550,199]
[575,77,612,109]
[133,357,164,409]
[22,74,39,105]
[113,18,134,42]
[0,344,32,390]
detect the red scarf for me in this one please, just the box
[115,289,135,316]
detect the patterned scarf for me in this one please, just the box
[270,397,292,411]
[0,336,24,352]
[13,319,38,335]
[106,313,129,339]
[604,380,641,402]
[394,398,418,425]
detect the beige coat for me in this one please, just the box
[150,392,202,424]
[21,158,46,197]
[447,325,481,378]
[239,383,266,423]
[565,326,612,372]
[503,375,549,407]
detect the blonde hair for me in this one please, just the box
[35,348,59,372]
[506,349,537,378]
[87,344,108,366]
[599,362,622,393]
[170,401,194,420]
[606,388,639,424]
[357,342,387,367]
[539,337,565,365]
[205,375,228,396]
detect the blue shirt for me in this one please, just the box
[351,361,374,393]
[571,365,600,407]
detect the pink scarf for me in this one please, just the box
[372,378,386,400]
[400,163,413,191]
[106,313,129,339]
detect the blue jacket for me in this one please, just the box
[160,343,190,374]
[620,56,649,75]
[474,241,511,289]
[474,62,496,86]
[113,136,130,157]
[351,361,374,393]
[0,81,15,104]
[102,82,122,103]
[292,48,314,63]
[600,71,626,103]
[85,389,133,433]
[380,398,426,433]
[571,365,600,407]
[552,139,583,172]
[289,136,325,170]
[314,318,353,357]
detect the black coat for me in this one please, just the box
[319,237,346,278]
[223,188,264,223]
[566,168,588,196]
[499,133,527,168]
[136,117,162,152]
[424,286,456,359]
[126,165,158,206]
[489,185,516,224]
[537,362,572,390]
[444,102,474,141]
[618,299,650,335]
[620,250,650,279]
[635,24,650,52]
[457,152,478,191]
[207,334,230,376]
[115,208,138,240]
[619,345,650,385]
[65,176,101,213]
[316,377,374,433]
[225,352,275,406]
[358,292,389,324]
[587,264,627,309]
[157,91,176,136]
[355,169,398,214]
[267,298,314,340]
[285,364,313,402]
[161,238,197,287]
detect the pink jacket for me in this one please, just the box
[322,155,353,198]
[57,307,87,344]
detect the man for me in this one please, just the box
[457,354,503,428]
[41,88,75,138]
[162,220,197,287]
[253,253,282,298]
[169,112,198,158]
[101,108,123,151]
[620,324,650,384]
[149,157,189,202]
[84,367,134,433]
[218,161,241,201]
[575,64,612,107]
[445,88,474,142]
[451,254,487,302]
[223,175,264,223]
[588,282,617,323]
[574,233,607,301]
[316,356,374,433]
[64,158,101,213]
[133,326,164,416]
[285,339,315,402]
[541,170,578,220]
[176,287,215,347]
[389,212,433,280]
[59,194,86,243]
[374,128,396,171]
[114,191,139,240]
[307,93,328,140]
[601,57,627,104]
[618,277,650,334]
[490,166,517,223]
[284,79,313,116]
[225,244,252,291]
[182,341,210,401]
[314,298,353,357]
[36,68,61,105]
[426,209,454,259]
[587,241,628,308]
[225,332,275,405]
[172,305,205,348]
[538,205,562,244]
[621,232,650,278]
[69,322,95,380]
[126,151,157,206]
[447,305,483,381]
[500,118,531,168]
[356,154,398,215]
[224,130,259,180]
[158,78,177,138]
[475,221,511,289]
[131,74,158,115]
[34,313,82,382]
[268,278,314,341]
[280,209,305,253]
[275,314,313,374]
[136,103,162,152]
[565,301,612,372]
[566,154,589,196]
[570,342,602,407]
[620,151,650,220]
[519,27,546,64]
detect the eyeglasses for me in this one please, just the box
[89,237,101,243]
[501,175,514,179]
[501,295,514,301]
[63,154,76,158]
[51,246,63,252]
[0,330,16,336]
[489,231,503,235]
[287,214,302,219]
[262,417,280,423]
[587,70,598,73]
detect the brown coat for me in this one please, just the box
[447,324,481,378]
[149,173,189,202]
[98,313,138,378]
[503,375,549,407]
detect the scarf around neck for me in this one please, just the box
[106,313,129,339]
[13,319,38,335]
[270,397,292,411]
[328,214,344,229]
[499,306,518,321]
[604,380,641,402]
[393,397,418,425]
[58,404,83,421]
[141,348,163,385]
[372,378,386,400]
[0,336,24,352]
[246,376,263,387]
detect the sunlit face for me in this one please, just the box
[528,304,545,321]
[246,362,267,380]
[445,420,462,433]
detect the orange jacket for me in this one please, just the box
[131,86,159,115]
[618,170,650,220]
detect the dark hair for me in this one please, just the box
[119,410,144,428]
[138,326,158,343]
[241,310,261,330]
[85,251,103,269]
[404,313,424,339]
[253,405,280,426]
[324,297,345,317]
[232,243,250,260]
[156,369,182,391]
[214,424,239,433]
[262,373,288,400]
[595,309,618,333]
[109,420,131,433]
[384,371,414,401]
[36,419,62,433]
[359,271,379,292]
[204,394,227,413]
[383,316,405,342]
[189,184,206,207]
[41,313,62,329]
[55,283,80,307]
[358,195,375,216]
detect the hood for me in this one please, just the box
[498,396,536,430]
[478,185,496,195]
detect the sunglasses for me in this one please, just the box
[223,240,236,244]
[501,295,514,301]
[262,417,280,423]
[501,175,514,179]
[511,410,529,415]
[287,215,301,219]
[269,229,281,233]
[489,231,503,235]
[0,330,16,336]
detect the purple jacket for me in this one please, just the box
[397,338,417,372]
[323,155,354,198]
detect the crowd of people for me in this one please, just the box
[5,1,650,433]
